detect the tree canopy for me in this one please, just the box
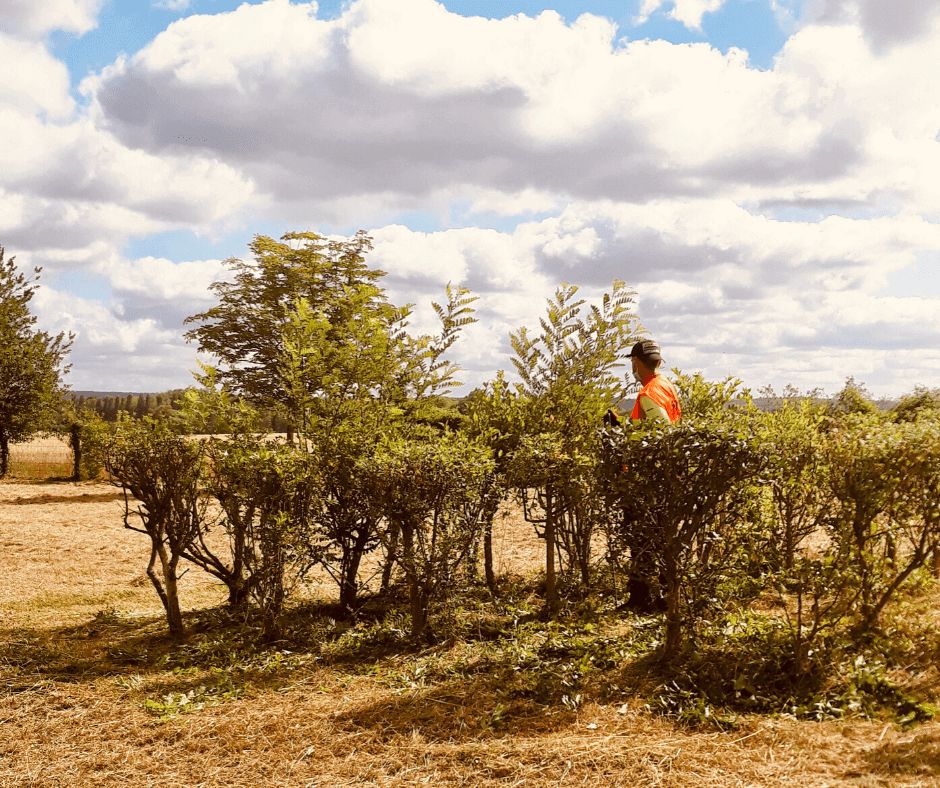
[0,246,72,476]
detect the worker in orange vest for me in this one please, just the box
[619,338,681,613]
[628,339,681,424]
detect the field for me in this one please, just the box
[7,435,73,479]
[1,448,939,785]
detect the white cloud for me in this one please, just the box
[0,34,74,118]
[0,0,104,38]
[634,0,728,30]
[84,0,940,223]
[2,0,939,395]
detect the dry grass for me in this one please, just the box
[1,480,939,787]
[8,435,73,479]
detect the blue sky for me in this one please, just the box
[2,0,939,394]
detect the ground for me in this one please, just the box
[1,445,939,786]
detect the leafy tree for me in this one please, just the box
[372,430,493,641]
[828,376,880,419]
[891,386,940,423]
[0,246,72,476]
[822,414,925,635]
[105,417,207,639]
[187,232,478,613]
[755,399,832,570]
[508,281,640,610]
[184,231,408,419]
[461,372,526,593]
[274,280,477,608]
[603,421,766,659]
[59,403,111,480]
[672,371,751,421]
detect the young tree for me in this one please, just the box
[825,415,940,634]
[0,246,72,476]
[106,417,207,639]
[461,372,526,593]
[508,281,640,610]
[603,421,765,660]
[372,430,494,641]
[755,399,832,570]
[184,232,404,418]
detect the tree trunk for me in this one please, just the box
[70,423,82,481]
[150,542,185,639]
[339,529,370,611]
[544,486,558,613]
[662,550,683,661]
[227,579,250,611]
[400,523,429,640]
[483,518,496,595]
[933,544,940,579]
[381,521,400,593]
[0,431,9,478]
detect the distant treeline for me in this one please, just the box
[68,390,294,432]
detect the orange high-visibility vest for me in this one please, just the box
[631,374,682,423]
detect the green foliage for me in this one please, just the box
[603,421,766,658]
[821,414,939,634]
[175,364,260,435]
[185,232,396,408]
[72,406,111,480]
[143,670,241,722]
[508,281,641,606]
[670,370,752,423]
[372,430,494,639]
[0,246,73,476]
[754,399,831,570]
[649,616,936,728]
[891,386,940,423]
[105,416,207,638]
[828,376,881,419]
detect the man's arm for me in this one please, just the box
[634,394,670,423]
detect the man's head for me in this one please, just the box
[628,339,662,382]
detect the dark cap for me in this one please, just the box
[628,339,661,361]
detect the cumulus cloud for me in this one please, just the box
[0,34,74,118]
[85,0,940,225]
[803,0,940,50]
[0,0,104,38]
[636,0,728,30]
[2,0,939,395]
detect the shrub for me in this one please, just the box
[603,421,766,659]
[106,416,207,638]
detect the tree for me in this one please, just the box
[755,399,832,570]
[825,415,940,634]
[0,246,72,476]
[603,421,765,659]
[507,281,640,610]
[372,430,493,641]
[105,417,207,639]
[184,231,407,419]
[186,232,478,613]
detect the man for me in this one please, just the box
[620,338,681,613]
[628,339,681,424]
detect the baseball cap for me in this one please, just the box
[628,339,662,361]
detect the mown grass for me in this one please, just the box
[1,480,939,786]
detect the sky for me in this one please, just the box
[1,0,939,397]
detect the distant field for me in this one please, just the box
[8,435,73,479]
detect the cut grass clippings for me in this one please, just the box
[1,479,938,786]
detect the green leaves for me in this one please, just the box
[0,246,73,471]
